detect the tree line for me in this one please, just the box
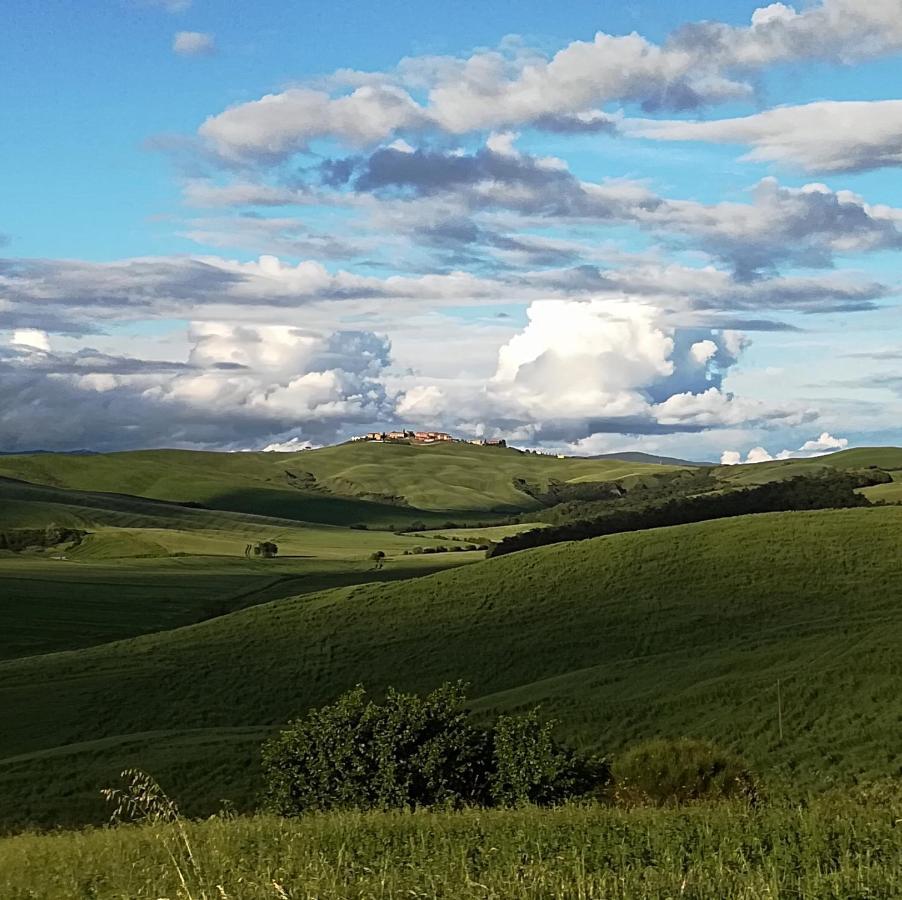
[489,472,879,558]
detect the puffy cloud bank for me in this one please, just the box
[395,298,806,443]
[720,432,849,464]
[198,1,902,159]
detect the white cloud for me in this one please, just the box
[261,437,316,452]
[0,323,393,452]
[396,384,446,418]
[197,1,902,159]
[720,431,849,464]
[10,329,51,351]
[395,298,804,442]
[173,31,216,57]
[200,85,426,158]
[627,100,902,174]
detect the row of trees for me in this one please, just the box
[0,524,86,552]
[490,473,876,557]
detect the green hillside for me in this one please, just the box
[714,446,902,487]
[0,442,684,523]
[1,506,900,828]
[0,477,479,659]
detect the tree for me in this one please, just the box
[260,683,608,816]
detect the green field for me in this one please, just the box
[0,442,684,522]
[410,522,549,543]
[2,506,901,828]
[714,446,902,487]
[0,474,482,659]
[3,793,901,899]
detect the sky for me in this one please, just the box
[3,0,902,461]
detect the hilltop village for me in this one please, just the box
[355,430,507,447]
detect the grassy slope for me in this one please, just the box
[1,506,900,827]
[0,477,479,659]
[714,446,902,486]
[0,443,683,521]
[4,796,902,899]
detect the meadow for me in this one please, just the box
[2,790,901,899]
[2,506,902,827]
[0,421,897,873]
[0,441,681,522]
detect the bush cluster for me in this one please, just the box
[261,683,608,815]
[610,738,758,806]
[0,524,86,552]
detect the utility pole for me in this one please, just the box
[777,678,784,742]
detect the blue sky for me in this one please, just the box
[2,0,902,459]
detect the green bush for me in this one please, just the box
[261,684,606,815]
[611,738,757,806]
[491,710,610,807]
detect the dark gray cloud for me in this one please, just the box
[318,145,902,278]
[530,112,618,134]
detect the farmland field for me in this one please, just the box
[2,504,902,827]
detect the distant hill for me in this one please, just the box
[590,451,710,467]
[1,505,900,827]
[715,446,902,487]
[0,442,688,525]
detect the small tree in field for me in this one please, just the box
[252,541,278,558]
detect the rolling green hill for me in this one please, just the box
[0,442,685,524]
[1,505,900,828]
[714,446,902,487]
[0,477,479,659]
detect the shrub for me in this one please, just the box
[261,684,607,815]
[611,738,757,806]
[249,541,278,558]
[491,710,610,807]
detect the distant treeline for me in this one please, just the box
[530,470,717,525]
[488,473,878,558]
[0,525,86,552]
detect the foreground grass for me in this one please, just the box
[2,792,901,899]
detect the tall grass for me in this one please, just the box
[2,785,902,899]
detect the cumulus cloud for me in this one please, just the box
[396,298,806,442]
[173,31,216,57]
[720,431,848,463]
[628,100,902,174]
[261,437,316,451]
[198,1,902,159]
[0,323,393,452]
[652,177,902,278]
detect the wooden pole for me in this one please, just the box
[777,678,783,742]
